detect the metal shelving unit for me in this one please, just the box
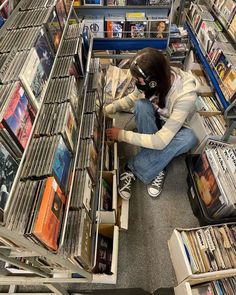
[76,1,174,51]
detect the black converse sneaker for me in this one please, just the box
[118,171,136,200]
[147,170,166,198]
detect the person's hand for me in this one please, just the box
[106,128,121,141]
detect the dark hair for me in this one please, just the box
[130,48,171,108]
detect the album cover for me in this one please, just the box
[193,152,225,217]
[83,0,103,5]
[215,52,231,81]
[55,0,68,30]
[126,19,147,38]
[222,68,236,101]
[52,136,71,192]
[19,31,54,110]
[148,17,169,38]
[101,179,112,211]
[127,0,146,4]
[32,177,66,251]
[63,104,77,151]
[0,140,18,212]
[84,17,104,38]
[106,0,125,5]
[105,17,125,38]
[45,9,63,52]
[2,82,35,151]
[93,233,113,274]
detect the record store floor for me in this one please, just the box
[2,112,199,294]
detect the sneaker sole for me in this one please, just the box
[147,188,162,198]
[118,187,131,201]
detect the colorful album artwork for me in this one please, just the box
[20,31,54,109]
[55,0,67,30]
[46,10,63,52]
[33,177,66,251]
[0,141,18,211]
[2,82,35,150]
[52,136,71,192]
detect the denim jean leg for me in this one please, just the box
[128,127,198,184]
[134,99,158,134]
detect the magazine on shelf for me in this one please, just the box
[2,82,36,151]
[148,17,169,38]
[32,177,66,251]
[19,30,54,111]
[105,16,125,38]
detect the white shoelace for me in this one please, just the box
[152,171,165,188]
[120,172,135,191]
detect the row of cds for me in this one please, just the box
[0,50,29,84]
[0,27,42,53]
[8,8,53,30]
[65,23,82,39]
[20,0,56,10]
[58,38,81,57]
[52,56,79,78]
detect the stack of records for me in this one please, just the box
[0,27,42,53]
[191,277,236,294]
[19,0,55,10]
[44,76,82,118]
[6,8,53,30]
[34,102,77,151]
[65,23,82,39]
[21,135,72,193]
[1,82,36,151]
[80,113,101,150]
[0,137,19,220]
[76,138,98,184]
[58,38,80,57]
[0,50,29,84]
[52,56,80,78]
[6,177,66,252]
[70,170,94,212]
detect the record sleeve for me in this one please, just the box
[32,177,66,251]
[52,136,72,193]
[93,233,112,274]
[2,82,36,151]
[19,30,54,110]
[105,17,125,38]
[148,17,169,38]
[0,139,18,214]
[126,18,147,38]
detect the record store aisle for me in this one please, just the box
[63,112,200,294]
[6,112,199,294]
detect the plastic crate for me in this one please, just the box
[185,155,236,226]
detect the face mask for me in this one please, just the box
[135,82,149,92]
[136,82,157,98]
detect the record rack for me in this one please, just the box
[0,0,127,293]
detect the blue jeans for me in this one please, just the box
[127,99,198,184]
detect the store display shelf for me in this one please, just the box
[185,22,229,110]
